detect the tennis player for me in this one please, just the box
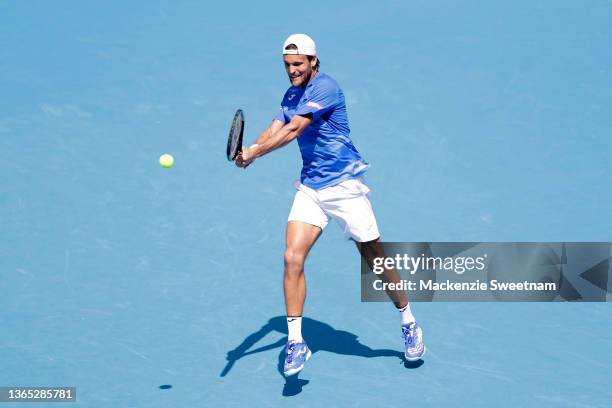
[236,34,425,376]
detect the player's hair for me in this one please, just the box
[284,44,320,70]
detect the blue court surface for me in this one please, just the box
[2,1,611,406]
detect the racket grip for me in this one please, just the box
[243,145,259,168]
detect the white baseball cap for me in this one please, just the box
[282,34,317,56]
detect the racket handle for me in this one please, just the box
[243,145,259,168]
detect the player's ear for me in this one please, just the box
[310,56,318,70]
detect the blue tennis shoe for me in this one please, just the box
[402,322,426,361]
[283,340,312,377]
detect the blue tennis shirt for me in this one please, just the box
[273,72,369,189]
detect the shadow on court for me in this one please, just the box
[220,316,422,396]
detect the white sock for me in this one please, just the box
[287,316,303,342]
[398,303,416,325]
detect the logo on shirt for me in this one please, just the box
[306,101,323,110]
[288,94,296,101]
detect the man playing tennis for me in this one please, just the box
[236,33,425,376]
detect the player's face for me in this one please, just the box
[283,54,317,87]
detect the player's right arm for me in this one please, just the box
[254,120,284,146]
[235,119,284,168]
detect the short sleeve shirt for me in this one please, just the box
[274,72,369,189]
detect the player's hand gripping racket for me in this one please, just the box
[226,109,244,161]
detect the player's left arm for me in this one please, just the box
[241,114,312,161]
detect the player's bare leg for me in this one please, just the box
[356,238,408,308]
[282,220,321,376]
[284,221,321,316]
[356,238,426,361]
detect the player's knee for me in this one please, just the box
[284,249,305,274]
[357,238,382,257]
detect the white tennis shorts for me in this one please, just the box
[287,177,381,242]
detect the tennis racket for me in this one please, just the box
[226,109,244,161]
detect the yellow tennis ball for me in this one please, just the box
[159,154,174,168]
